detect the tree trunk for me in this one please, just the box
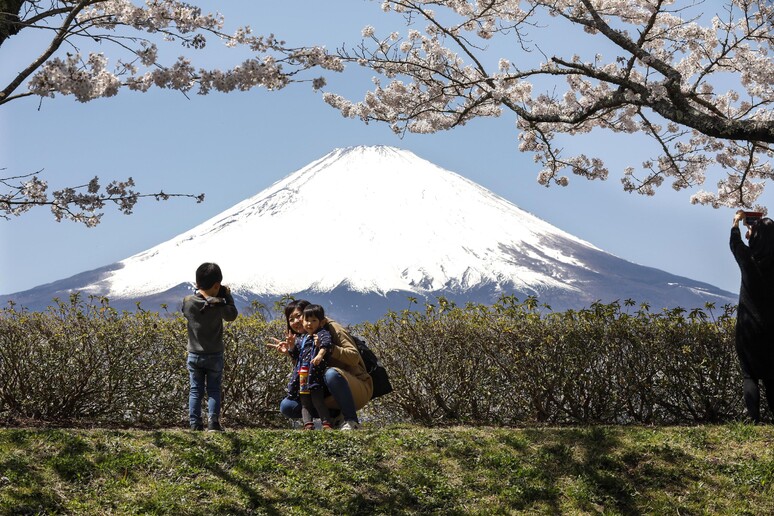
[0,0,25,47]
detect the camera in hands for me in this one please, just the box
[744,211,764,226]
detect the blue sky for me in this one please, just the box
[0,1,762,298]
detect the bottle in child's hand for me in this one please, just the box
[299,365,310,394]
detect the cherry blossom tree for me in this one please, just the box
[323,0,774,209]
[6,1,773,219]
[1,0,339,225]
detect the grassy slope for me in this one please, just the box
[0,424,773,515]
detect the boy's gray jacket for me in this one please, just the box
[181,288,238,354]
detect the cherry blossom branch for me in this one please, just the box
[2,1,342,224]
[0,171,204,227]
[2,1,341,105]
[326,0,774,208]
[1,0,93,104]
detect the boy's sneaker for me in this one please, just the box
[190,423,204,431]
[207,421,224,432]
[340,420,360,431]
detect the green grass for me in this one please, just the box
[1,424,773,515]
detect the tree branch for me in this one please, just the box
[0,0,93,105]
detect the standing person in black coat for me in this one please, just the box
[730,210,774,423]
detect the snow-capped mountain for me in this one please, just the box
[2,146,735,322]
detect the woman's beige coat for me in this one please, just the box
[323,319,373,410]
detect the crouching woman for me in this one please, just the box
[272,299,372,430]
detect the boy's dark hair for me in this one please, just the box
[303,304,325,320]
[196,262,223,290]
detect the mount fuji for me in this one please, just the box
[2,145,735,322]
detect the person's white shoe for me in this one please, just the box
[330,412,345,429]
[340,420,361,431]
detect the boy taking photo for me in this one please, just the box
[182,262,238,431]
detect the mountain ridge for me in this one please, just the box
[0,145,736,322]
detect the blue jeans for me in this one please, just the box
[279,368,358,422]
[187,352,224,426]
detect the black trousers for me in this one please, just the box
[742,376,774,422]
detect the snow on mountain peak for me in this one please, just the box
[92,145,601,299]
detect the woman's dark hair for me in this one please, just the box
[750,218,774,268]
[303,304,325,320]
[284,299,310,333]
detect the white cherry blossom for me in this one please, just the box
[3,2,338,105]
[327,0,774,209]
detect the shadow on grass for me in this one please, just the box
[149,430,289,515]
[520,426,696,513]
[0,426,718,515]
[0,430,90,513]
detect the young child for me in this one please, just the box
[282,304,333,429]
[181,262,238,431]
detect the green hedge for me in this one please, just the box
[0,295,288,428]
[0,294,753,428]
[365,296,744,426]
